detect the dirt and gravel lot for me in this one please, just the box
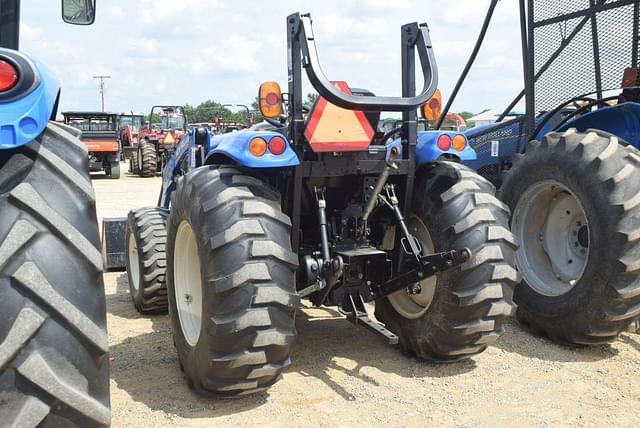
[94,168,640,428]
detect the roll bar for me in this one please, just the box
[290,13,439,112]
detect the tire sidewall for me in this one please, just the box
[125,214,146,309]
[499,148,614,318]
[166,180,206,383]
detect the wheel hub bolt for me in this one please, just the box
[408,284,422,295]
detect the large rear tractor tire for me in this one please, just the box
[499,129,640,344]
[376,161,519,361]
[139,141,157,177]
[0,123,110,426]
[126,207,170,314]
[166,166,299,396]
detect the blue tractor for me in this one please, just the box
[123,12,518,396]
[0,1,110,426]
[443,0,640,344]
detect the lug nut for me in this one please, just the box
[408,284,422,295]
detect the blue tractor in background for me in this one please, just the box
[122,12,518,397]
[0,1,110,426]
[444,0,640,344]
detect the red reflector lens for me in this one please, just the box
[265,92,279,106]
[268,136,286,155]
[428,98,440,109]
[0,60,18,92]
[437,134,452,151]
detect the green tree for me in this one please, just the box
[304,92,318,109]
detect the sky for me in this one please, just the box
[20,0,525,117]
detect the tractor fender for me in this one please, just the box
[204,130,299,168]
[557,102,640,145]
[386,131,476,164]
[0,49,60,150]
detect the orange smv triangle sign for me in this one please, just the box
[304,81,375,152]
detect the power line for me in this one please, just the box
[93,75,111,112]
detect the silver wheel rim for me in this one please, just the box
[387,215,437,319]
[173,220,203,346]
[512,180,589,297]
[128,234,140,292]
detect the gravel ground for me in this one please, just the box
[95,168,640,427]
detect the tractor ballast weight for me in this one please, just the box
[116,12,517,397]
[0,1,111,426]
[454,0,640,344]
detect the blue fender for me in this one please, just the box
[387,131,476,164]
[205,130,299,168]
[557,102,640,146]
[0,49,60,150]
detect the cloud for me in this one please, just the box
[19,0,524,114]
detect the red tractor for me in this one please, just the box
[118,112,144,146]
[133,105,187,177]
[118,112,144,172]
[62,111,122,179]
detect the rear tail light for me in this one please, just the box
[0,59,18,92]
[249,137,267,156]
[268,136,286,155]
[452,134,467,151]
[437,134,452,151]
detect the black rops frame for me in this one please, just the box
[148,105,188,131]
[285,12,439,250]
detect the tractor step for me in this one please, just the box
[340,293,399,345]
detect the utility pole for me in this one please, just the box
[93,75,111,112]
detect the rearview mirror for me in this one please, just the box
[62,0,96,25]
[258,81,283,118]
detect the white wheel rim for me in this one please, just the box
[387,215,437,319]
[173,220,203,346]
[128,233,140,291]
[512,180,589,297]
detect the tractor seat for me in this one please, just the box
[195,127,209,146]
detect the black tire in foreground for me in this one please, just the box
[126,207,170,314]
[499,129,640,344]
[0,123,110,426]
[139,141,157,177]
[166,166,299,396]
[376,161,519,361]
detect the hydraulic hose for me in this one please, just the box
[435,0,500,129]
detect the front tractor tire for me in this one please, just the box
[0,123,110,426]
[166,166,299,396]
[126,207,170,314]
[376,161,519,361]
[130,152,139,174]
[139,141,157,177]
[499,129,640,344]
